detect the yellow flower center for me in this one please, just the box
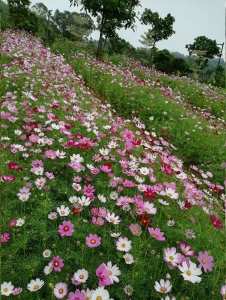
[59,289,63,294]
[61,211,65,215]
[91,239,96,244]
[79,275,84,279]
[64,226,69,231]
[33,285,39,290]
[169,256,174,260]
[54,262,59,266]
[97,297,102,300]
[186,270,191,275]
[160,287,167,292]
[110,218,115,222]
[121,243,126,248]
[4,288,8,292]
[202,259,206,264]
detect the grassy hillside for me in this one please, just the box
[1,30,226,300]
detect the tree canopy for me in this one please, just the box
[69,0,141,59]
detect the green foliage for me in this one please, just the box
[140,9,175,45]
[7,0,31,29]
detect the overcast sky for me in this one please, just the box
[27,0,225,56]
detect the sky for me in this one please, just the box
[18,0,226,56]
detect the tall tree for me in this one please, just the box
[69,0,141,59]
[67,12,94,41]
[7,0,31,29]
[185,36,221,68]
[140,8,175,61]
[31,2,49,20]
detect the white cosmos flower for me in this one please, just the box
[1,282,14,296]
[44,262,53,275]
[106,261,121,283]
[123,253,134,264]
[91,287,110,300]
[78,196,91,206]
[27,278,44,292]
[139,167,149,175]
[73,268,89,283]
[99,148,110,155]
[69,196,79,203]
[57,205,70,216]
[116,237,132,252]
[154,279,172,293]
[42,249,51,258]
[110,232,121,237]
[106,212,121,225]
[178,261,202,283]
[16,218,25,226]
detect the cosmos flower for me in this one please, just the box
[58,220,74,237]
[148,227,166,241]
[197,251,214,272]
[86,234,101,248]
[27,278,44,292]
[178,260,202,283]
[154,279,172,293]
[53,282,68,299]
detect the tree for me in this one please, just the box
[31,2,49,20]
[67,12,94,41]
[7,0,31,29]
[69,0,141,59]
[140,9,175,61]
[185,36,221,67]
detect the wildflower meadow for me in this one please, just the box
[1,30,226,300]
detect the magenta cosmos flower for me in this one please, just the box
[58,220,74,237]
[96,263,112,287]
[1,232,11,243]
[52,256,64,272]
[53,282,68,299]
[86,234,101,248]
[210,215,223,229]
[148,227,166,241]
[179,241,195,256]
[198,251,214,272]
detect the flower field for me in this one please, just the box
[1,30,226,299]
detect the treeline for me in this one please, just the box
[0,0,225,87]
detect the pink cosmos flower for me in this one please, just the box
[52,256,64,272]
[54,282,68,299]
[8,219,17,227]
[96,264,112,287]
[68,289,86,300]
[92,217,104,226]
[179,241,195,256]
[123,180,135,187]
[129,223,142,236]
[1,232,11,243]
[58,221,74,236]
[148,227,166,241]
[164,247,181,267]
[86,234,101,248]
[12,287,23,295]
[198,251,214,272]
[83,184,95,196]
[45,172,55,179]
